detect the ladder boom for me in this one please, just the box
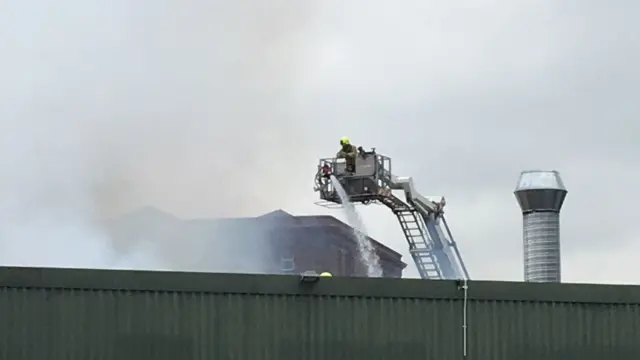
[314,151,470,280]
[383,171,469,280]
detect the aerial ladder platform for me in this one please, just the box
[313,148,469,280]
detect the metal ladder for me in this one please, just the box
[394,209,443,279]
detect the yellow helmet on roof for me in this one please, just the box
[340,136,350,145]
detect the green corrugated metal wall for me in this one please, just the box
[0,267,639,359]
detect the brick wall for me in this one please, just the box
[269,227,404,278]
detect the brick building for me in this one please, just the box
[256,210,406,277]
[107,207,407,277]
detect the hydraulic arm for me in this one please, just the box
[381,172,469,280]
[314,150,470,280]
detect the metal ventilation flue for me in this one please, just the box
[514,170,567,283]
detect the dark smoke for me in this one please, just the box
[0,1,320,270]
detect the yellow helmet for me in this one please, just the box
[340,136,350,145]
[319,272,333,277]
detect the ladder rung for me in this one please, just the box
[419,263,436,268]
[394,208,445,279]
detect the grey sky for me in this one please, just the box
[1,1,638,283]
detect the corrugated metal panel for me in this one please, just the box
[0,267,639,359]
[0,289,461,359]
[468,300,640,358]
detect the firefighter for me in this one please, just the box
[336,136,359,173]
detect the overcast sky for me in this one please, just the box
[1,1,638,284]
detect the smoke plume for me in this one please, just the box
[0,1,319,271]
